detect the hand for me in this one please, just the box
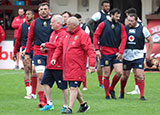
[13,55,17,61]
[40,43,45,48]
[40,47,46,53]
[116,53,122,61]
[95,50,101,60]
[25,54,30,60]
[89,66,95,73]
[51,59,56,65]
[21,49,25,56]
[146,53,151,61]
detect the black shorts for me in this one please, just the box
[69,81,81,88]
[41,69,67,90]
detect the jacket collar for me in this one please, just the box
[69,25,81,35]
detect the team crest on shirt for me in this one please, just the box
[123,64,127,69]
[128,35,135,42]
[43,21,47,27]
[37,59,41,64]
[28,27,30,30]
[74,35,78,40]
[105,60,109,65]
[55,35,58,40]
[111,24,115,29]
[23,18,26,22]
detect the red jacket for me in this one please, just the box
[0,25,5,43]
[93,21,127,55]
[45,28,67,70]
[53,26,95,82]
[11,15,26,38]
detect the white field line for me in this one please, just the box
[0,71,24,76]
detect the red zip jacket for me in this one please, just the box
[45,28,67,70]
[11,15,26,38]
[93,21,127,55]
[52,26,95,82]
[0,25,5,43]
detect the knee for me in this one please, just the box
[116,71,122,77]
[136,75,144,80]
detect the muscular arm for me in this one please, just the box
[86,19,96,36]
[25,20,35,54]
[146,36,153,60]
[93,22,105,50]
[13,25,22,55]
[119,24,127,54]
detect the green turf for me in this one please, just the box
[0,70,160,115]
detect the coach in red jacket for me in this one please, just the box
[0,25,5,43]
[51,17,95,114]
[39,15,68,111]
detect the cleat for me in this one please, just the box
[109,90,116,99]
[77,102,90,113]
[140,96,146,101]
[100,84,104,88]
[83,87,87,91]
[119,92,124,99]
[38,102,47,108]
[40,104,54,111]
[105,95,110,100]
[31,94,37,99]
[62,108,72,114]
[13,65,19,70]
[24,94,32,99]
[60,107,68,112]
[127,90,140,95]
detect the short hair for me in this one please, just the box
[18,8,24,11]
[67,17,79,26]
[26,10,34,15]
[61,11,72,17]
[39,2,49,8]
[110,8,121,15]
[53,15,64,25]
[101,0,110,6]
[74,13,82,19]
[128,13,138,21]
[146,59,154,67]
[125,8,137,14]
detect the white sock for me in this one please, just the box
[63,105,68,108]
[135,85,139,91]
[47,100,53,106]
[26,86,32,95]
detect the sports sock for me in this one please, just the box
[38,91,45,103]
[98,75,103,86]
[24,80,30,87]
[120,78,128,93]
[110,74,120,91]
[31,74,37,95]
[103,76,110,96]
[83,77,87,88]
[137,79,145,97]
[47,100,53,106]
[134,75,138,85]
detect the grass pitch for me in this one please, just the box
[0,70,160,115]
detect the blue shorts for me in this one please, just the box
[123,58,144,71]
[22,48,33,60]
[100,54,122,67]
[69,81,81,88]
[13,38,21,52]
[41,69,67,89]
[33,55,47,66]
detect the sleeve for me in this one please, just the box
[91,12,101,22]
[81,33,96,67]
[143,27,151,39]
[84,26,90,35]
[13,25,22,55]
[11,17,20,29]
[93,22,105,50]
[0,26,5,43]
[52,35,64,60]
[25,20,35,54]
[119,24,127,54]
